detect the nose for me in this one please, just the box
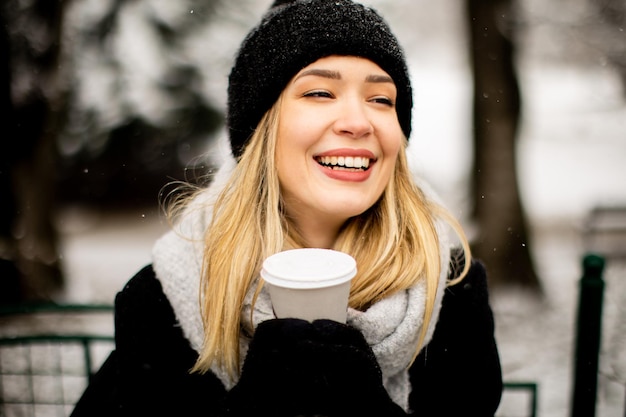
[333,98,373,139]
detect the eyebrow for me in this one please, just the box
[365,74,394,84]
[295,69,341,81]
[294,69,394,84]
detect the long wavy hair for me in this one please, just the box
[190,96,471,377]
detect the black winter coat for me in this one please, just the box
[71,260,502,417]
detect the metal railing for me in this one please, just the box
[501,381,538,417]
[0,304,114,416]
[1,253,611,417]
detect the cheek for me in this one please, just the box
[389,139,402,157]
[277,118,320,168]
[383,132,404,161]
[376,117,404,152]
[276,119,294,167]
[380,135,403,183]
[275,128,306,185]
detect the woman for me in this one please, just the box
[72,0,503,416]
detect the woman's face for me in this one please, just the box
[276,55,403,243]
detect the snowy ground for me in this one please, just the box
[5,0,626,416]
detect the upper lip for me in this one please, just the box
[314,148,376,160]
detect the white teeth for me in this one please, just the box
[353,157,363,169]
[316,156,372,170]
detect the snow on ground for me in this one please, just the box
[56,206,169,304]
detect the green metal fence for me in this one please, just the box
[0,302,541,417]
[501,381,538,417]
[0,304,114,416]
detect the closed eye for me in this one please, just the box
[303,90,334,99]
[371,96,395,107]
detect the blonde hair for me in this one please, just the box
[190,97,471,377]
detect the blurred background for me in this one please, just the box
[1,0,625,416]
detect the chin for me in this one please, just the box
[327,204,372,221]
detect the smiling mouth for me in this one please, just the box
[315,156,372,171]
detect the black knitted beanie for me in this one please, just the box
[227,0,413,159]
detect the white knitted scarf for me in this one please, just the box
[152,153,451,411]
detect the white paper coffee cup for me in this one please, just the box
[260,248,357,323]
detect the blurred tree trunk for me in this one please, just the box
[0,6,21,303]
[466,0,541,291]
[0,0,67,303]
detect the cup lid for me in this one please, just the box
[260,248,357,289]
